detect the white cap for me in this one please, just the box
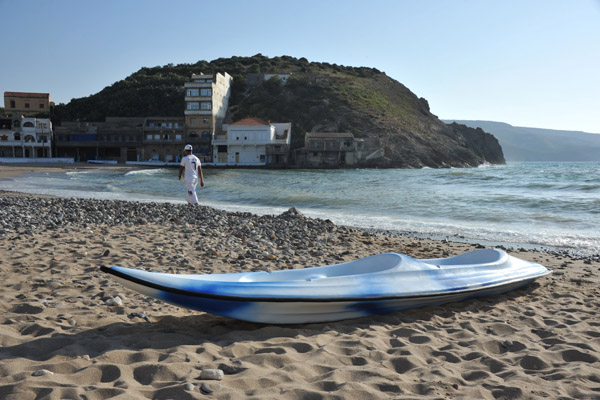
[184,144,192,151]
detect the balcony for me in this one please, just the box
[142,138,183,145]
[184,96,212,102]
[0,140,51,147]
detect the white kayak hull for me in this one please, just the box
[101,249,550,324]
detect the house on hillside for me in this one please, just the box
[0,115,52,158]
[247,73,292,87]
[213,117,291,166]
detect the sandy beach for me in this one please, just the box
[0,165,599,399]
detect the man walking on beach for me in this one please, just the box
[179,144,204,204]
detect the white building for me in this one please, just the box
[0,116,52,158]
[213,118,291,166]
[184,72,233,160]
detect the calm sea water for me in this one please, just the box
[1,162,598,256]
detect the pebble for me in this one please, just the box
[201,383,222,394]
[105,296,122,306]
[32,369,54,376]
[200,368,224,380]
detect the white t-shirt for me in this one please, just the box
[180,154,201,183]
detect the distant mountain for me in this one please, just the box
[445,120,600,162]
[51,55,504,168]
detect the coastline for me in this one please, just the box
[0,186,598,398]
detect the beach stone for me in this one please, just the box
[32,369,54,376]
[105,296,122,306]
[184,383,195,391]
[201,383,222,394]
[200,369,224,380]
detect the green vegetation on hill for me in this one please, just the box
[53,54,504,168]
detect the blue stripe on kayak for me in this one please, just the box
[158,290,252,318]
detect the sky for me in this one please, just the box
[0,0,599,133]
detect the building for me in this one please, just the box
[294,132,365,168]
[247,73,292,87]
[4,92,53,116]
[184,72,233,161]
[213,117,291,166]
[54,117,188,163]
[54,117,145,162]
[0,115,52,158]
[142,117,185,162]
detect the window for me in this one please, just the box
[23,122,34,127]
[260,155,265,162]
[187,89,199,97]
[200,88,212,96]
[190,118,196,125]
[39,103,44,109]
[202,118,209,124]
[148,122,155,128]
[10,100,15,108]
[25,103,30,108]
[147,134,152,140]
[174,123,179,128]
[14,133,20,140]
[200,102,212,110]
[187,102,199,110]
[106,136,111,141]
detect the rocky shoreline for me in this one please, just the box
[1,190,597,264]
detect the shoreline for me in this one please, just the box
[0,189,598,398]
[1,162,598,261]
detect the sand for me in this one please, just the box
[0,164,599,399]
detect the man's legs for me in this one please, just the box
[186,180,199,204]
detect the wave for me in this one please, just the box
[124,169,170,176]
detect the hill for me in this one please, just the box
[445,120,600,162]
[53,55,504,168]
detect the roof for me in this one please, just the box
[230,117,270,126]
[4,92,50,99]
[306,132,354,139]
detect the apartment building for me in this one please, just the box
[213,117,291,166]
[142,117,185,162]
[4,92,53,116]
[0,115,52,158]
[184,72,233,162]
[54,118,145,162]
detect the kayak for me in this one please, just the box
[100,249,550,324]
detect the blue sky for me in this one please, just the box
[1,0,598,133]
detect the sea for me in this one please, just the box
[1,162,598,257]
